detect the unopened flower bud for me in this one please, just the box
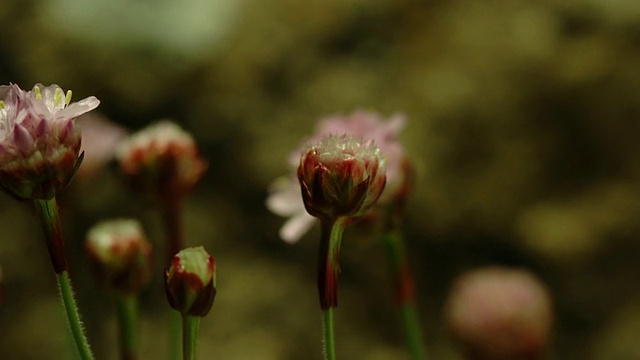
[298,134,386,220]
[116,120,207,200]
[165,246,216,317]
[86,219,153,294]
[445,267,553,360]
[0,83,99,199]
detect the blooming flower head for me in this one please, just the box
[445,267,553,360]
[86,219,153,294]
[165,246,216,317]
[116,120,207,200]
[267,110,405,243]
[298,134,386,220]
[0,83,100,199]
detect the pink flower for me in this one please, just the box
[267,110,406,243]
[86,218,153,294]
[116,120,207,199]
[445,267,553,360]
[298,134,386,220]
[0,83,100,199]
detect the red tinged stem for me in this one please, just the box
[35,198,68,274]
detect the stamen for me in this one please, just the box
[33,86,42,100]
[65,90,72,105]
[53,88,63,107]
[0,101,4,109]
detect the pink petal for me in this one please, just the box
[13,123,34,154]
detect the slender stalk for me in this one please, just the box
[34,198,68,274]
[381,228,426,360]
[322,308,336,360]
[182,316,201,360]
[57,271,95,360]
[317,217,347,360]
[35,198,94,360]
[115,294,139,360]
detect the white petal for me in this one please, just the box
[280,213,316,244]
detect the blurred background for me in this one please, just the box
[1,0,640,358]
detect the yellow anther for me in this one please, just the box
[65,90,72,105]
[53,88,64,107]
[33,86,42,100]
[0,100,4,109]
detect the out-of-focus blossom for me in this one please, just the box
[0,83,100,199]
[116,120,207,200]
[298,134,386,220]
[267,110,406,243]
[165,246,216,317]
[76,113,128,178]
[86,219,153,294]
[445,266,553,360]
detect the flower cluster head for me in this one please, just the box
[165,246,216,317]
[116,120,207,200]
[86,219,153,294]
[298,134,386,220]
[267,110,405,242]
[0,83,100,199]
[445,267,553,360]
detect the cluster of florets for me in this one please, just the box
[116,120,207,199]
[0,83,99,199]
[267,110,407,242]
[86,219,153,294]
[298,134,386,220]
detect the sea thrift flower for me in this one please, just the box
[116,120,207,199]
[298,134,386,220]
[267,110,405,243]
[165,246,216,317]
[0,83,100,199]
[445,267,553,360]
[298,134,386,310]
[76,113,128,178]
[86,219,153,294]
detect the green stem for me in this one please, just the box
[382,228,426,360]
[182,315,201,360]
[34,198,68,274]
[35,198,94,360]
[115,294,139,360]
[322,308,336,360]
[317,217,347,360]
[57,271,95,360]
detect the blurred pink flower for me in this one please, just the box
[267,110,406,243]
[76,113,128,178]
[445,267,553,360]
[0,83,100,199]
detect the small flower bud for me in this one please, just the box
[116,120,207,200]
[0,83,100,199]
[297,134,386,220]
[86,219,153,294]
[165,246,216,317]
[445,267,553,360]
